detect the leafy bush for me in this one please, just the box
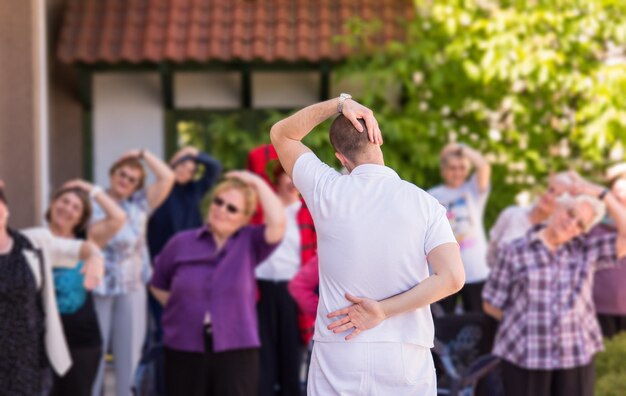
[595,332,626,396]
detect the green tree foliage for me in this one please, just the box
[338,0,626,226]
[177,0,626,228]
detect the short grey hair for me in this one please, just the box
[556,193,606,232]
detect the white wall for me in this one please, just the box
[252,72,319,108]
[93,73,163,186]
[174,72,241,108]
[331,72,401,107]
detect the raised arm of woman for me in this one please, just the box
[63,179,127,247]
[226,170,286,244]
[139,149,176,209]
[571,172,626,257]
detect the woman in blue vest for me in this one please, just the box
[46,179,126,396]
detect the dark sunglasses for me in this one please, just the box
[212,197,241,215]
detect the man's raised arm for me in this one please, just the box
[269,97,382,178]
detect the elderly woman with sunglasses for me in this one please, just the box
[482,172,626,396]
[91,149,175,396]
[150,170,285,396]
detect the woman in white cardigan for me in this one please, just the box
[0,182,104,395]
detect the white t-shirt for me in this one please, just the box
[427,175,490,283]
[486,205,532,268]
[255,201,302,281]
[293,153,457,348]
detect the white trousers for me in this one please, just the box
[308,341,436,396]
[91,287,147,396]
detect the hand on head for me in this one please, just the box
[62,179,94,193]
[170,146,199,165]
[341,100,383,146]
[225,170,262,186]
[441,143,463,157]
[119,149,142,161]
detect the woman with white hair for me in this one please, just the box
[486,172,574,268]
[482,172,626,396]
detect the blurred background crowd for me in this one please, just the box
[1,0,625,395]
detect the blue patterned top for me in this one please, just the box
[92,189,152,296]
[53,261,87,314]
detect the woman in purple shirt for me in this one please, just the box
[593,163,626,338]
[150,170,285,396]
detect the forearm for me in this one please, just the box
[88,190,126,247]
[379,271,464,318]
[196,152,222,186]
[270,98,339,143]
[463,146,490,189]
[483,301,503,321]
[254,178,285,231]
[150,286,171,306]
[143,150,175,182]
[462,146,488,169]
[79,240,101,261]
[605,193,626,236]
[93,189,126,222]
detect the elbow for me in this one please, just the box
[269,122,284,144]
[269,126,278,144]
[113,212,128,231]
[447,267,465,294]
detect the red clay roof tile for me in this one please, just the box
[57,0,413,64]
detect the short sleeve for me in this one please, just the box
[249,225,280,265]
[292,152,340,216]
[22,228,83,268]
[424,200,458,255]
[482,245,514,309]
[584,226,620,270]
[150,234,181,290]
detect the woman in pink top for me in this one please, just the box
[288,255,319,318]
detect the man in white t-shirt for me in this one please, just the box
[270,96,465,395]
[427,143,491,313]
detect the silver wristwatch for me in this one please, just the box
[338,93,352,114]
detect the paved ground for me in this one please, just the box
[103,363,117,396]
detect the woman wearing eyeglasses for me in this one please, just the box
[150,170,285,396]
[91,149,175,396]
[482,172,626,396]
